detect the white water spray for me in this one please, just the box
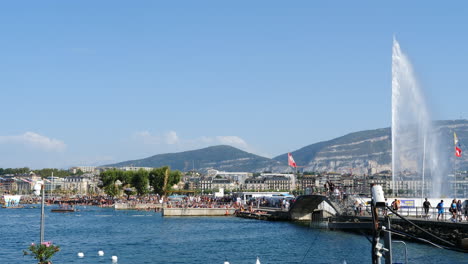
[391,38,448,197]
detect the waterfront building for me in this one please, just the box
[211,178,236,191]
[199,177,213,191]
[298,175,318,191]
[244,177,266,191]
[45,176,64,194]
[0,178,17,194]
[264,176,291,191]
[366,175,391,192]
[62,176,91,195]
[261,173,295,190]
[453,172,468,197]
[69,166,97,174]
[213,171,252,185]
[389,180,433,197]
[183,177,200,190]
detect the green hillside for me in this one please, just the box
[105,145,286,172]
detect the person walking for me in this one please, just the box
[436,200,444,221]
[423,198,431,219]
[391,199,400,213]
[450,199,457,222]
[456,200,463,222]
[463,200,468,222]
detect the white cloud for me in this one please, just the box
[133,130,252,152]
[133,130,160,144]
[215,136,248,148]
[133,130,179,145]
[165,131,179,144]
[0,132,66,152]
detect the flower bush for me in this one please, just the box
[24,242,60,264]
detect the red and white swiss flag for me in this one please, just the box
[288,153,297,168]
[456,146,462,157]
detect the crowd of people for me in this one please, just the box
[350,196,468,222]
[165,195,236,209]
[433,199,467,222]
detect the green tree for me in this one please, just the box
[169,170,182,187]
[132,169,149,196]
[99,169,122,197]
[149,167,167,195]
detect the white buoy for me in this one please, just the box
[98,250,104,256]
[224,261,230,264]
[256,256,261,264]
[77,252,84,258]
[111,255,118,263]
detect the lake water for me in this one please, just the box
[1,206,466,264]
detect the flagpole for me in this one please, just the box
[422,135,426,201]
[455,154,457,198]
[454,132,460,198]
[295,166,297,193]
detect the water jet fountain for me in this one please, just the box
[391,37,449,198]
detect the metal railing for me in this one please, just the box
[350,205,465,222]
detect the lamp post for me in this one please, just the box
[33,180,45,243]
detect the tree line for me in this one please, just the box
[0,167,83,177]
[99,167,182,197]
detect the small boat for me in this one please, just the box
[2,205,24,209]
[51,204,76,213]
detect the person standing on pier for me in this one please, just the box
[423,198,431,218]
[436,200,444,221]
[449,199,457,222]
[456,200,462,222]
[463,200,468,222]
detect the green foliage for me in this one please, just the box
[105,145,282,172]
[34,168,70,177]
[148,167,182,195]
[169,170,182,187]
[24,242,60,264]
[99,167,180,196]
[99,169,121,197]
[131,169,149,196]
[0,167,84,177]
[0,167,30,175]
[149,167,168,195]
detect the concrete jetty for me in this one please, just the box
[114,202,162,210]
[162,207,236,216]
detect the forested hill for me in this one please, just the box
[105,145,287,172]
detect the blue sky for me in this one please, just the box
[1,1,467,169]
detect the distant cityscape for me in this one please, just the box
[1,165,467,198]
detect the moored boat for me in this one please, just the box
[51,204,76,213]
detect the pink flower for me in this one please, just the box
[31,243,35,246]
[41,241,52,247]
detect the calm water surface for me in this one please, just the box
[1,206,466,264]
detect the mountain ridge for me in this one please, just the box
[105,119,468,173]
